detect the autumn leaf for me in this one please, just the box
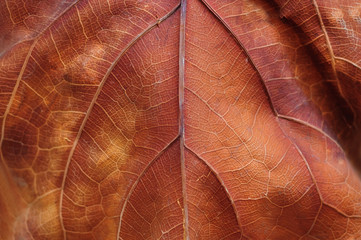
[1,0,361,239]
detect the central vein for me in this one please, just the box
[179,0,189,239]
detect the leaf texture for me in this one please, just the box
[0,0,361,239]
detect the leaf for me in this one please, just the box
[1,0,361,239]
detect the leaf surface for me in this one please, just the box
[1,0,361,239]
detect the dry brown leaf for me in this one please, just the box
[1,0,361,239]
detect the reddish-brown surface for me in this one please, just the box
[1,0,361,239]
